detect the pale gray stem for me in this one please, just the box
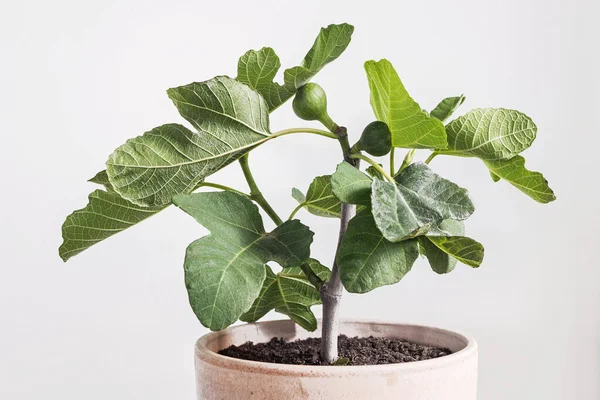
[320,159,359,364]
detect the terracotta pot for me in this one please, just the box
[195,320,478,399]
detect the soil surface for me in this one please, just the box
[218,335,452,366]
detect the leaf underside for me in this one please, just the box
[445,108,537,161]
[59,189,166,262]
[107,76,271,207]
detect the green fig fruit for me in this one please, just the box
[293,83,335,130]
[357,121,392,156]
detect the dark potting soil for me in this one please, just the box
[218,335,452,366]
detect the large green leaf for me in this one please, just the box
[237,47,294,111]
[338,211,419,293]
[59,190,166,262]
[484,156,555,203]
[330,162,372,205]
[237,23,354,111]
[173,191,313,331]
[107,76,270,207]
[283,23,354,90]
[430,95,465,123]
[292,175,341,218]
[445,108,537,160]
[364,59,447,149]
[240,259,330,331]
[371,163,474,242]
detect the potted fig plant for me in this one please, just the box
[60,23,555,399]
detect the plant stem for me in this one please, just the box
[239,154,283,226]
[270,127,339,140]
[349,153,395,183]
[197,182,249,197]
[390,148,396,175]
[320,126,359,364]
[288,202,306,220]
[424,151,438,164]
[320,186,357,364]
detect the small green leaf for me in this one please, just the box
[107,76,271,207]
[294,175,341,218]
[484,156,556,203]
[338,211,419,293]
[331,162,372,205]
[59,190,166,261]
[445,108,537,161]
[371,163,474,242]
[237,47,295,111]
[173,191,314,331]
[333,357,350,366]
[291,187,306,203]
[430,95,466,122]
[284,23,354,90]
[364,59,447,149]
[240,259,331,331]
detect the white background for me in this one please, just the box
[1,0,598,399]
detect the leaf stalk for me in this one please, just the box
[239,155,284,226]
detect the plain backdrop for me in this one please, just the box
[1,0,598,399]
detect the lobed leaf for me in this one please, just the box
[173,191,314,331]
[240,259,330,331]
[237,47,294,111]
[238,24,354,111]
[484,156,555,203]
[445,108,536,161]
[364,59,447,149]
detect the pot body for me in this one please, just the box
[195,320,477,400]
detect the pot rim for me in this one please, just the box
[195,319,477,377]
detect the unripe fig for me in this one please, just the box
[293,83,335,130]
[357,121,392,156]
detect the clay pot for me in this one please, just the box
[195,320,478,399]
